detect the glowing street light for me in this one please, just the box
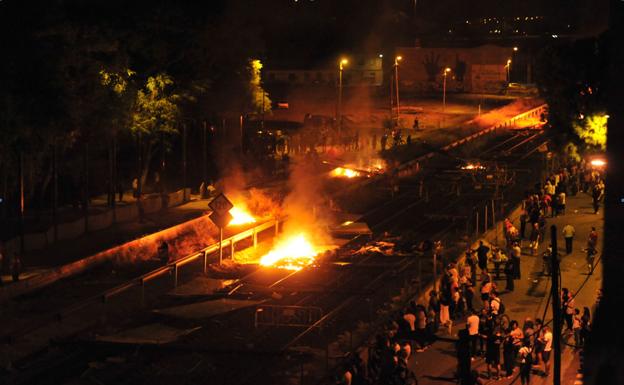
[442,67,451,113]
[394,56,402,122]
[338,58,348,133]
[506,59,512,83]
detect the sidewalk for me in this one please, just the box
[409,193,603,385]
[0,198,209,284]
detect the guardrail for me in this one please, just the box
[5,217,284,343]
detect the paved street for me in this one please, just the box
[410,192,603,385]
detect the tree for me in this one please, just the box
[248,59,272,115]
[130,73,181,190]
[534,35,608,147]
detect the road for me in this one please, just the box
[409,193,602,385]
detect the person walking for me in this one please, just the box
[585,227,599,274]
[562,224,575,254]
[529,223,540,256]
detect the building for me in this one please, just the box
[396,44,516,93]
[265,56,383,87]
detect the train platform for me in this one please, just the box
[408,192,603,385]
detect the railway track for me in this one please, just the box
[2,113,549,385]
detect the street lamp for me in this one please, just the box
[442,67,451,113]
[338,58,348,133]
[394,56,402,122]
[506,59,512,84]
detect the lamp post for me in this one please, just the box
[442,67,451,128]
[338,58,348,133]
[506,59,512,84]
[442,67,451,112]
[394,56,402,123]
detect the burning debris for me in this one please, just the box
[331,167,362,178]
[460,162,486,170]
[352,241,396,256]
[228,206,257,226]
[259,233,325,271]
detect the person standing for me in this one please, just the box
[592,180,604,214]
[485,328,502,380]
[557,191,566,215]
[475,241,490,275]
[540,326,553,377]
[158,241,170,264]
[561,288,575,333]
[504,257,515,291]
[502,335,515,379]
[518,345,533,384]
[580,307,591,347]
[562,224,575,254]
[11,253,22,282]
[511,242,522,280]
[467,310,480,358]
[456,329,472,384]
[519,210,528,240]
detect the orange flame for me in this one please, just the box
[228,206,257,226]
[259,233,323,270]
[331,167,361,178]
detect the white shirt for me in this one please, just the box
[543,331,553,351]
[490,297,501,314]
[467,314,480,335]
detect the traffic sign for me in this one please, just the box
[209,211,233,229]
[209,193,233,217]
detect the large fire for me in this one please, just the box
[331,167,361,178]
[228,206,257,226]
[259,233,323,270]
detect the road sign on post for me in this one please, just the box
[209,194,234,265]
[209,193,233,216]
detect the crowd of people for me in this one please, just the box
[338,158,603,385]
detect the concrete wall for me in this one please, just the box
[5,189,190,253]
[0,212,215,303]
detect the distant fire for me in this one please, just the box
[228,206,257,226]
[259,233,324,270]
[331,167,362,178]
[461,163,486,170]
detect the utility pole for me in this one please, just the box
[18,151,24,256]
[182,122,187,201]
[550,225,561,385]
[53,139,58,241]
